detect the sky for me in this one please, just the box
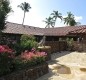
[7,0,86,28]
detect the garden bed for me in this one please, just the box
[0,62,49,80]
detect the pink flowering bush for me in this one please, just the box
[21,51,47,60]
[21,51,47,65]
[14,49,47,70]
[0,45,15,76]
[0,45,14,54]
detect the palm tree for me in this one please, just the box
[18,2,31,25]
[51,11,62,27]
[64,12,78,26]
[43,16,54,28]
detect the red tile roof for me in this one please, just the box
[43,26,86,36]
[69,27,86,34]
[2,22,86,36]
[3,22,44,35]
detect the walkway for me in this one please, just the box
[37,51,86,80]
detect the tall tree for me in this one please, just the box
[18,2,31,25]
[64,12,80,26]
[43,16,54,28]
[51,10,62,27]
[0,0,11,31]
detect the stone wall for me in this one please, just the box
[0,63,48,80]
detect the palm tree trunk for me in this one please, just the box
[22,11,26,25]
[54,18,57,27]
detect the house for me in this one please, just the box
[2,22,86,41]
[1,22,86,52]
[69,28,86,51]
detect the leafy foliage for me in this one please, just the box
[66,38,74,51]
[0,0,12,31]
[20,34,38,51]
[43,10,62,28]
[51,10,62,27]
[43,17,54,28]
[64,12,81,26]
[18,2,31,12]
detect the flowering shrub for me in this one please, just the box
[14,50,47,70]
[21,51,47,60]
[0,45,47,76]
[0,45,14,76]
[0,45,14,56]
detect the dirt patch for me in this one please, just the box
[53,65,71,74]
[80,68,86,72]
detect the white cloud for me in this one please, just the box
[75,16,83,22]
[63,16,83,22]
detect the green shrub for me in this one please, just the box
[20,34,38,51]
[66,38,74,51]
[13,57,26,70]
[0,53,14,76]
[13,43,23,56]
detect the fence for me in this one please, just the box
[73,40,86,52]
[45,41,67,53]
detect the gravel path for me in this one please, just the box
[37,51,86,80]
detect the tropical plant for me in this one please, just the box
[20,34,38,51]
[43,16,54,28]
[66,38,74,51]
[51,10,62,27]
[18,2,31,25]
[64,12,80,26]
[0,0,12,31]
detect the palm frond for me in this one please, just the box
[18,2,31,12]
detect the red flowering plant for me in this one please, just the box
[14,48,47,69]
[0,45,15,59]
[0,42,47,76]
[0,45,15,76]
[21,48,47,61]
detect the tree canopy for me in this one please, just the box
[18,2,31,25]
[0,0,11,31]
[51,11,62,27]
[64,12,80,26]
[43,17,54,28]
[43,11,81,28]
